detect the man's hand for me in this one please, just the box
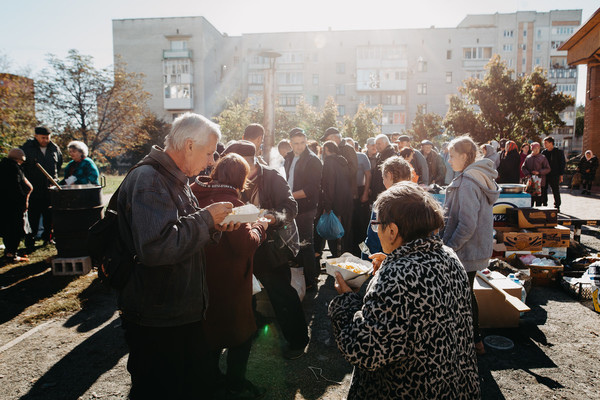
[369,252,387,274]
[215,221,241,232]
[334,272,353,295]
[205,202,233,226]
[256,217,269,230]
[559,175,563,183]
[264,213,276,225]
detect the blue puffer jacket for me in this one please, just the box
[441,158,500,272]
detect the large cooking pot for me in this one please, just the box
[49,183,103,210]
[499,184,526,194]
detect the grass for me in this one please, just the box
[101,174,125,195]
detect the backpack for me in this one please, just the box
[87,158,162,289]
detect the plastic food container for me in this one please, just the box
[325,252,373,288]
[221,204,261,224]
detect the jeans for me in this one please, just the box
[25,194,52,246]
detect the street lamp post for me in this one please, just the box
[259,51,281,164]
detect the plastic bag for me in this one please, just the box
[316,211,345,240]
[290,267,306,301]
[252,274,262,295]
[525,175,541,197]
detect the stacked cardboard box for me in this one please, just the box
[474,271,525,328]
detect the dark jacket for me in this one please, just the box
[424,150,446,185]
[20,138,63,192]
[578,155,598,179]
[497,149,521,184]
[117,146,220,327]
[412,149,429,185]
[321,154,353,216]
[284,147,322,214]
[340,142,359,198]
[191,180,266,348]
[369,145,396,202]
[0,158,29,211]
[521,153,551,187]
[542,147,565,177]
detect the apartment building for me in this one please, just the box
[113,10,581,146]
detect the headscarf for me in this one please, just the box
[585,150,593,160]
[505,140,518,153]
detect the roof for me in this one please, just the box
[559,7,600,65]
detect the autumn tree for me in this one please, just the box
[0,73,36,155]
[343,103,382,144]
[35,50,150,162]
[444,55,574,144]
[406,108,443,142]
[315,96,340,139]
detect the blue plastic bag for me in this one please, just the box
[316,211,345,240]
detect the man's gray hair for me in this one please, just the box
[165,113,221,151]
[375,134,390,145]
[68,140,89,157]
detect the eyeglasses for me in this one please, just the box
[370,220,383,232]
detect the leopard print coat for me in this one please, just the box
[328,236,480,399]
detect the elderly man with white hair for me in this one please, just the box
[369,134,397,202]
[61,140,100,185]
[117,112,239,399]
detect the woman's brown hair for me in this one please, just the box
[210,153,249,190]
[448,135,480,170]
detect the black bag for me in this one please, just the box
[87,158,160,289]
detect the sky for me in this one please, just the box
[1,0,598,103]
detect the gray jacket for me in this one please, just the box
[441,158,500,272]
[483,144,501,169]
[117,146,219,327]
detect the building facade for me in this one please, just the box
[113,10,581,146]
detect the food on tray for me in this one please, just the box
[330,261,369,274]
[221,204,260,224]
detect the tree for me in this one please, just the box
[343,103,382,144]
[125,114,170,165]
[215,99,260,141]
[407,108,443,142]
[35,50,150,162]
[0,73,36,155]
[575,105,584,137]
[315,96,339,138]
[444,55,574,144]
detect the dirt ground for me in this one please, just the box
[1,191,600,399]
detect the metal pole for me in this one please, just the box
[263,65,274,164]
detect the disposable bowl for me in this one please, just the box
[221,204,261,224]
[325,252,373,288]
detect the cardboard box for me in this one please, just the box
[534,225,570,248]
[508,254,563,286]
[495,227,543,252]
[506,207,558,228]
[474,271,524,328]
[536,247,568,260]
[505,250,533,258]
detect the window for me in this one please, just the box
[463,47,493,60]
[279,95,299,106]
[163,59,192,100]
[417,83,427,95]
[446,72,452,83]
[336,63,346,74]
[551,41,564,50]
[248,73,263,84]
[336,84,345,95]
[446,50,452,60]
[523,30,527,37]
[417,59,427,72]
[312,95,319,106]
[535,58,541,66]
[164,84,191,99]
[381,111,405,125]
[553,27,575,35]
[536,43,541,51]
[383,94,402,105]
[277,72,303,85]
[508,59,513,67]
[522,58,526,66]
[521,44,527,50]
[312,74,319,86]
[503,30,514,37]
[503,44,513,52]
[170,40,187,50]
[417,104,427,114]
[537,29,542,39]
[337,105,345,116]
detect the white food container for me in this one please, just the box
[325,252,373,288]
[221,204,261,224]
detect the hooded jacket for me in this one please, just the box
[483,144,500,169]
[441,158,500,272]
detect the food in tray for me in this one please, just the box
[330,261,370,274]
[221,204,261,224]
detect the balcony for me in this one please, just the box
[163,50,193,59]
[164,97,193,110]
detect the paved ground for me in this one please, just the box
[0,187,599,399]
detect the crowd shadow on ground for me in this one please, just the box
[478,286,569,399]
[19,282,125,400]
[0,259,75,324]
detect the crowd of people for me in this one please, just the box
[1,113,598,399]
[1,128,100,263]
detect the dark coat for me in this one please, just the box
[369,145,396,202]
[320,154,353,216]
[0,158,30,237]
[339,142,359,198]
[578,155,598,180]
[542,147,565,177]
[497,149,521,183]
[424,150,446,185]
[191,180,266,349]
[284,147,322,214]
[521,153,551,187]
[20,138,63,194]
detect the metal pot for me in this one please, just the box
[499,184,526,194]
[49,184,104,210]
